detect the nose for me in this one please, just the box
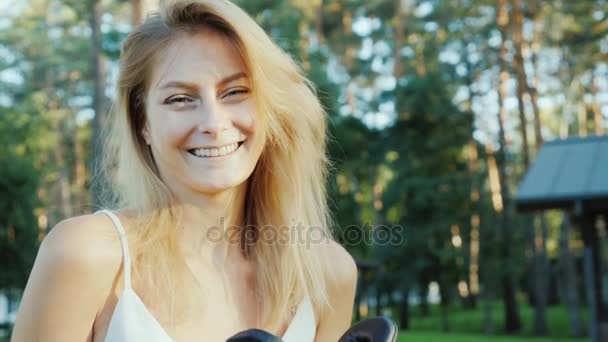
[196,99,229,138]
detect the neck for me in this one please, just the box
[173,181,249,262]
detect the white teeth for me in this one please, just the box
[191,142,239,158]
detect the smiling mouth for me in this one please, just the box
[187,141,245,158]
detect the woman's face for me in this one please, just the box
[143,30,264,200]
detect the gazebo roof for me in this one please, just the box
[515,135,608,212]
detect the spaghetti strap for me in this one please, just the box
[95,209,132,289]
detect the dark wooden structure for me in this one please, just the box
[516,135,608,342]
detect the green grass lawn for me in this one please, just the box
[392,297,590,339]
[398,331,587,342]
[356,294,593,341]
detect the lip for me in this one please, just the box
[188,140,246,150]
[186,140,246,159]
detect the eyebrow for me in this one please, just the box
[159,72,248,91]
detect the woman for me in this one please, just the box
[11,1,357,341]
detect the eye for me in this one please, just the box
[222,88,250,100]
[164,95,194,104]
[163,95,199,110]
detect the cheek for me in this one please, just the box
[149,113,193,148]
[232,101,265,155]
[232,100,256,132]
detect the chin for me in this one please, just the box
[191,177,246,194]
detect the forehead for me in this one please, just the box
[149,30,247,89]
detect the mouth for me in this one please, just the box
[186,140,246,158]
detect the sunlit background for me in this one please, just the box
[1,0,607,341]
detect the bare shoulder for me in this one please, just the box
[42,213,124,264]
[320,239,358,288]
[313,239,358,342]
[35,212,126,281]
[11,212,124,341]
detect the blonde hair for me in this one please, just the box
[98,0,335,330]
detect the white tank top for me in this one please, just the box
[95,209,316,342]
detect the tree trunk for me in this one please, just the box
[590,75,605,135]
[36,151,51,237]
[419,282,429,317]
[44,65,73,220]
[528,3,549,332]
[483,144,502,335]
[528,0,543,150]
[558,213,585,337]
[581,215,607,342]
[314,0,323,46]
[577,83,588,137]
[496,0,522,332]
[131,0,142,25]
[131,0,160,25]
[399,287,410,330]
[342,9,354,69]
[510,0,530,167]
[415,43,426,77]
[482,288,495,334]
[439,281,450,332]
[440,299,450,332]
[510,5,546,331]
[465,67,480,308]
[54,122,73,219]
[298,20,310,71]
[393,0,405,80]
[89,0,105,208]
[354,267,367,321]
[467,141,480,308]
[375,285,382,316]
[532,214,548,335]
[483,145,499,335]
[74,127,87,214]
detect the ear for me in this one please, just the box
[142,124,151,145]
